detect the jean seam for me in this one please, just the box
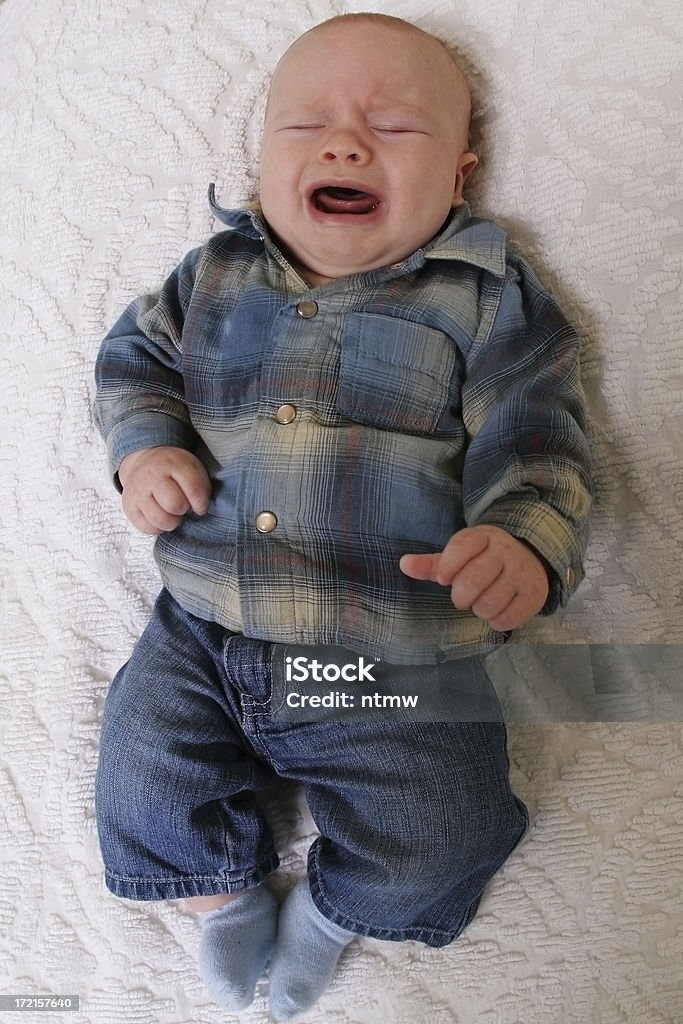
[223,634,272,720]
[104,850,279,890]
[221,635,288,772]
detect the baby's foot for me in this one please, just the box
[197,884,277,1010]
[269,879,355,1020]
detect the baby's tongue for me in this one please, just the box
[315,187,378,215]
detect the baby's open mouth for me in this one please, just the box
[312,186,381,215]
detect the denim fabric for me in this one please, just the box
[96,590,528,946]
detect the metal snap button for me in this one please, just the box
[275,404,296,424]
[255,511,278,533]
[296,300,318,318]
[565,566,576,588]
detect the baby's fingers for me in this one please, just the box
[399,552,442,581]
[486,592,545,632]
[401,529,490,587]
[122,490,184,535]
[171,460,212,516]
[154,475,194,518]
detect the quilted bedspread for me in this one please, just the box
[1,0,682,1021]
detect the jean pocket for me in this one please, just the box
[337,312,461,436]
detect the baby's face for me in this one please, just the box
[259,21,477,285]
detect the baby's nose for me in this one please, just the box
[319,127,371,164]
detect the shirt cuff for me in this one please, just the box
[470,500,586,613]
[106,411,198,492]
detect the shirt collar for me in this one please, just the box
[207,184,507,278]
[422,204,507,277]
[208,183,265,238]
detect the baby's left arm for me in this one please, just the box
[400,525,549,632]
[402,251,593,631]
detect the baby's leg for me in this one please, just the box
[96,590,280,1009]
[186,894,239,911]
[269,879,355,1020]
[262,652,527,1016]
[193,886,278,1010]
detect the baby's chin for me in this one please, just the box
[289,246,391,286]
[275,225,415,285]
[297,255,393,286]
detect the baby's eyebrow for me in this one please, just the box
[275,105,431,123]
[371,111,429,123]
[370,103,426,116]
[366,108,435,131]
[270,106,327,122]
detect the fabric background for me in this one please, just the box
[1,0,681,1020]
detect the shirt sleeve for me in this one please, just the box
[460,254,593,613]
[93,246,202,489]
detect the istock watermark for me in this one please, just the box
[271,645,503,723]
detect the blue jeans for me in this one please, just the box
[96,590,528,947]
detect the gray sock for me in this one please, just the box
[197,885,277,1010]
[269,879,355,1020]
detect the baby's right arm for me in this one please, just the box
[94,247,210,534]
[118,445,211,535]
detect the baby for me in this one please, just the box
[94,12,591,1019]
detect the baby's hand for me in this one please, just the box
[399,525,549,632]
[118,446,212,535]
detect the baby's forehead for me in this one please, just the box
[267,22,470,117]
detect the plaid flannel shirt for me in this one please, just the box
[94,190,591,664]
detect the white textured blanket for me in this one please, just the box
[2,0,682,1021]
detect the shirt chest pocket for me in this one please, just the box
[337,312,461,436]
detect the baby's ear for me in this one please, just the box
[452,151,478,206]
